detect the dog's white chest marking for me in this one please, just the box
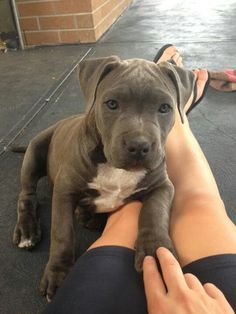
[88,164,147,213]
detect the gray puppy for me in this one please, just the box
[12,56,195,301]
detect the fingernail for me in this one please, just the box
[156,246,165,254]
[144,255,154,262]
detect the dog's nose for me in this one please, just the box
[126,138,151,158]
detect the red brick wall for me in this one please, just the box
[16,0,132,47]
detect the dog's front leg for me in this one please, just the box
[39,187,76,301]
[135,179,174,272]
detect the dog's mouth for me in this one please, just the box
[110,152,165,172]
[124,163,146,171]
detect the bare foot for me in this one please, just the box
[155,45,183,67]
[184,69,209,113]
[171,51,183,67]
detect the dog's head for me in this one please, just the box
[79,56,195,170]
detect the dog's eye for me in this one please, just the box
[105,100,119,110]
[158,103,171,114]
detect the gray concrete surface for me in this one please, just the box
[0,0,236,313]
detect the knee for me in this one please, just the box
[172,191,226,219]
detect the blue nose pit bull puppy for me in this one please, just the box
[12,56,195,301]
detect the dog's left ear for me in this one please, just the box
[159,62,196,123]
[78,56,121,111]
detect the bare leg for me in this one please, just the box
[88,201,142,250]
[167,94,236,266]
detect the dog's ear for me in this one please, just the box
[78,56,121,110]
[159,62,196,123]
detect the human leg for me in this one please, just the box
[166,91,236,267]
[153,45,236,265]
[44,245,147,314]
[163,78,236,306]
[88,201,142,250]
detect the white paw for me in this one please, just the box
[46,295,52,303]
[18,239,33,248]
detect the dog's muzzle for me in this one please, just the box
[123,136,151,160]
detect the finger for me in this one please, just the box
[156,247,188,292]
[204,282,229,301]
[204,283,235,313]
[143,256,167,297]
[184,273,205,292]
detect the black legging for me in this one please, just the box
[44,246,236,313]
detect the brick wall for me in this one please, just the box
[16,0,132,47]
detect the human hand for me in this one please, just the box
[143,247,234,314]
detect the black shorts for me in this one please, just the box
[44,246,236,313]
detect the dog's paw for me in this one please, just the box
[39,264,68,301]
[12,217,41,249]
[134,234,174,272]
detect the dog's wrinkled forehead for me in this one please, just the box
[101,58,173,91]
[96,59,175,104]
[78,56,196,120]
